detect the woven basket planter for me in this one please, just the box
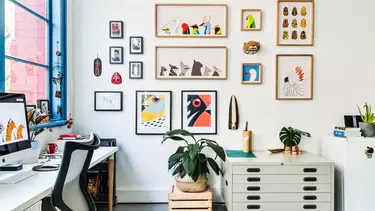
[175,174,208,193]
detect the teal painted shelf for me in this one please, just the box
[226,150,256,158]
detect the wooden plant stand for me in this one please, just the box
[168,185,212,211]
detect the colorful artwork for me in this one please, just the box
[136,91,172,135]
[243,41,261,55]
[155,4,228,38]
[109,46,123,64]
[109,21,123,39]
[241,9,262,31]
[276,54,314,100]
[155,46,227,80]
[242,63,262,84]
[5,119,25,142]
[181,91,217,134]
[277,0,314,46]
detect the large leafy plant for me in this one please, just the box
[162,129,226,182]
[357,103,375,123]
[279,127,311,147]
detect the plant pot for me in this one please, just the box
[175,173,208,193]
[359,122,375,137]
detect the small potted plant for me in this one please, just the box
[162,129,226,193]
[27,109,50,141]
[279,127,311,154]
[357,103,375,137]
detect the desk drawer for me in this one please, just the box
[233,193,331,202]
[233,184,331,193]
[233,203,331,211]
[233,166,331,175]
[233,175,331,184]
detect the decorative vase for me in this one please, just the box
[359,122,375,137]
[175,173,208,193]
[285,146,292,154]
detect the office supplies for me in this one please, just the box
[242,121,252,152]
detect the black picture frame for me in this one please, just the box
[109,21,124,39]
[129,36,143,54]
[129,61,143,79]
[181,90,218,135]
[37,99,50,114]
[94,91,123,112]
[135,90,172,135]
[109,46,124,64]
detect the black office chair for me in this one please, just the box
[51,133,100,211]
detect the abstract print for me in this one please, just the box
[283,66,305,96]
[187,95,211,127]
[141,94,166,128]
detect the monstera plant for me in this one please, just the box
[162,129,226,192]
[279,127,311,147]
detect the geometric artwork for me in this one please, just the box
[242,63,262,84]
[136,91,172,135]
[241,9,262,31]
[155,4,228,38]
[276,54,314,100]
[181,90,217,135]
[277,0,314,46]
[155,46,228,80]
[109,21,124,39]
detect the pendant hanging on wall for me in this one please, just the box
[228,95,239,130]
[52,72,64,98]
[94,54,102,77]
[111,72,122,85]
[243,41,261,55]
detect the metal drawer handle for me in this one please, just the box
[304,177,317,182]
[304,195,317,200]
[247,177,261,182]
[304,186,317,191]
[247,205,261,209]
[303,205,317,209]
[247,168,261,173]
[247,186,261,191]
[304,168,317,173]
[247,195,261,200]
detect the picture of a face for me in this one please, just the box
[110,47,123,64]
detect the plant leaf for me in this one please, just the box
[172,163,183,176]
[207,157,223,176]
[357,104,365,122]
[164,129,197,142]
[203,140,226,161]
[182,154,196,176]
[168,151,187,170]
[188,144,200,160]
[162,135,188,145]
[180,170,186,178]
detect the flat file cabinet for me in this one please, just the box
[222,151,334,211]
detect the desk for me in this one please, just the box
[0,147,118,211]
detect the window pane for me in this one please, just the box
[5,1,47,65]
[5,59,47,105]
[14,0,47,18]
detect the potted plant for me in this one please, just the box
[279,127,311,154]
[27,109,50,141]
[162,129,226,193]
[357,103,375,137]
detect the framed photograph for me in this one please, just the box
[26,105,36,112]
[109,21,124,39]
[37,100,49,114]
[276,54,314,100]
[155,46,228,80]
[242,63,262,84]
[135,91,172,135]
[94,91,123,111]
[241,9,262,31]
[277,0,314,46]
[129,36,143,54]
[181,90,217,135]
[109,46,124,64]
[129,61,143,79]
[155,4,228,38]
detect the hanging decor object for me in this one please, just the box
[243,41,260,55]
[111,72,122,85]
[228,95,239,130]
[67,113,73,129]
[52,72,64,98]
[94,54,102,77]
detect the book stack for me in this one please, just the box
[333,127,362,138]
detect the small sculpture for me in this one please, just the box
[243,41,260,55]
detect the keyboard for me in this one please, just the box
[0,170,38,184]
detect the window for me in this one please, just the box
[1,0,67,125]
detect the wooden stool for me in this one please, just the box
[168,185,212,211]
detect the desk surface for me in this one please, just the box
[0,147,118,211]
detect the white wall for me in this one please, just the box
[71,0,375,202]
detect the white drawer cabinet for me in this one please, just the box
[222,151,334,211]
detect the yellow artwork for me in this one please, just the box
[5,119,25,142]
[141,95,166,127]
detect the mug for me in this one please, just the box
[47,142,59,154]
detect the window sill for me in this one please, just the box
[31,120,69,130]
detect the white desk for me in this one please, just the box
[0,147,118,211]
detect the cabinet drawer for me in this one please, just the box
[233,184,331,193]
[233,203,331,211]
[233,193,331,202]
[233,166,331,175]
[233,175,331,184]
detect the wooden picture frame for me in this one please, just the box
[129,61,143,79]
[109,46,124,64]
[241,63,263,84]
[276,0,315,46]
[241,9,262,31]
[155,46,228,80]
[109,21,124,39]
[129,36,143,54]
[155,4,228,38]
[94,91,123,111]
[276,54,314,100]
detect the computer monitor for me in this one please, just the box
[0,93,31,167]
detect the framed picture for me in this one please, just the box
[109,21,123,39]
[26,105,36,112]
[155,46,228,80]
[129,36,143,54]
[241,9,262,31]
[37,100,49,114]
[94,91,123,111]
[155,4,228,38]
[242,63,262,84]
[277,0,314,46]
[276,54,314,100]
[135,91,172,135]
[181,90,217,135]
[109,46,124,64]
[129,61,143,79]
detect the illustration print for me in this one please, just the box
[292,7,298,16]
[141,94,166,129]
[283,7,289,16]
[187,95,211,127]
[283,66,305,97]
[246,14,256,29]
[5,119,24,142]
